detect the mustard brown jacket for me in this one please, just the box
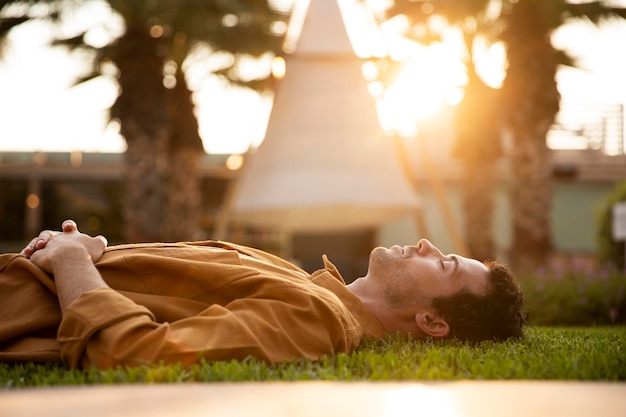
[0,241,384,369]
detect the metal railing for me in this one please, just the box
[548,103,624,155]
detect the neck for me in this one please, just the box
[347,277,419,337]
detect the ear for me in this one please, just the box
[415,311,450,339]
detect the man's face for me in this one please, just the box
[366,239,490,309]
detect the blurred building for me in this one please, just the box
[1,112,624,271]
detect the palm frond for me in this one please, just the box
[563,2,626,23]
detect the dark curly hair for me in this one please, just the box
[431,261,527,343]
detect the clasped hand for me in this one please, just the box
[20,220,108,274]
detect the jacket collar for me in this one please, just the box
[311,255,385,339]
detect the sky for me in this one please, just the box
[0,0,625,155]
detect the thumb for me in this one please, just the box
[95,235,108,248]
[62,219,78,233]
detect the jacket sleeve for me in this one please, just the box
[58,287,360,369]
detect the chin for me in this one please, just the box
[370,246,387,256]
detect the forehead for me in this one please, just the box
[459,257,490,296]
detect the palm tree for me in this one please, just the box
[1,0,288,242]
[157,1,287,241]
[108,6,170,242]
[164,65,205,242]
[0,5,27,52]
[385,0,626,267]
[382,0,503,261]
[498,1,626,267]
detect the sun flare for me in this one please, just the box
[372,42,467,136]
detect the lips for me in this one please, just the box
[390,245,404,255]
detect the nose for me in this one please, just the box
[417,239,444,257]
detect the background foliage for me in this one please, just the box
[516,181,626,326]
[519,259,625,326]
[597,180,626,270]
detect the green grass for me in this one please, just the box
[2,327,625,388]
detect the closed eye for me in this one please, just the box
[440,259,445,270]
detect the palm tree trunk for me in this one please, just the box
[509,127,553,266]
[501,0,560,268]
[453,70,502,261]
[112,25,169,243]
[460,160,497,261]
[163,71,205,242]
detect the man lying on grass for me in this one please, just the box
[0,220,526,369]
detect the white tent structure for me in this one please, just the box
[224,0,421,234]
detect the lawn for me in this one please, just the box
[2,326,624,388]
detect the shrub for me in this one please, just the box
[519,257,626,326]
[597,180,626,271]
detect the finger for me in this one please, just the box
[95,235,108,248]
[20,229,60,257]
[20,239,35,256]
[20,235,48,257]
[19,244,34,257]
[62,219,78,233]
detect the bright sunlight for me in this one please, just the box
[361,9,506,137]
[372,43,468,136]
